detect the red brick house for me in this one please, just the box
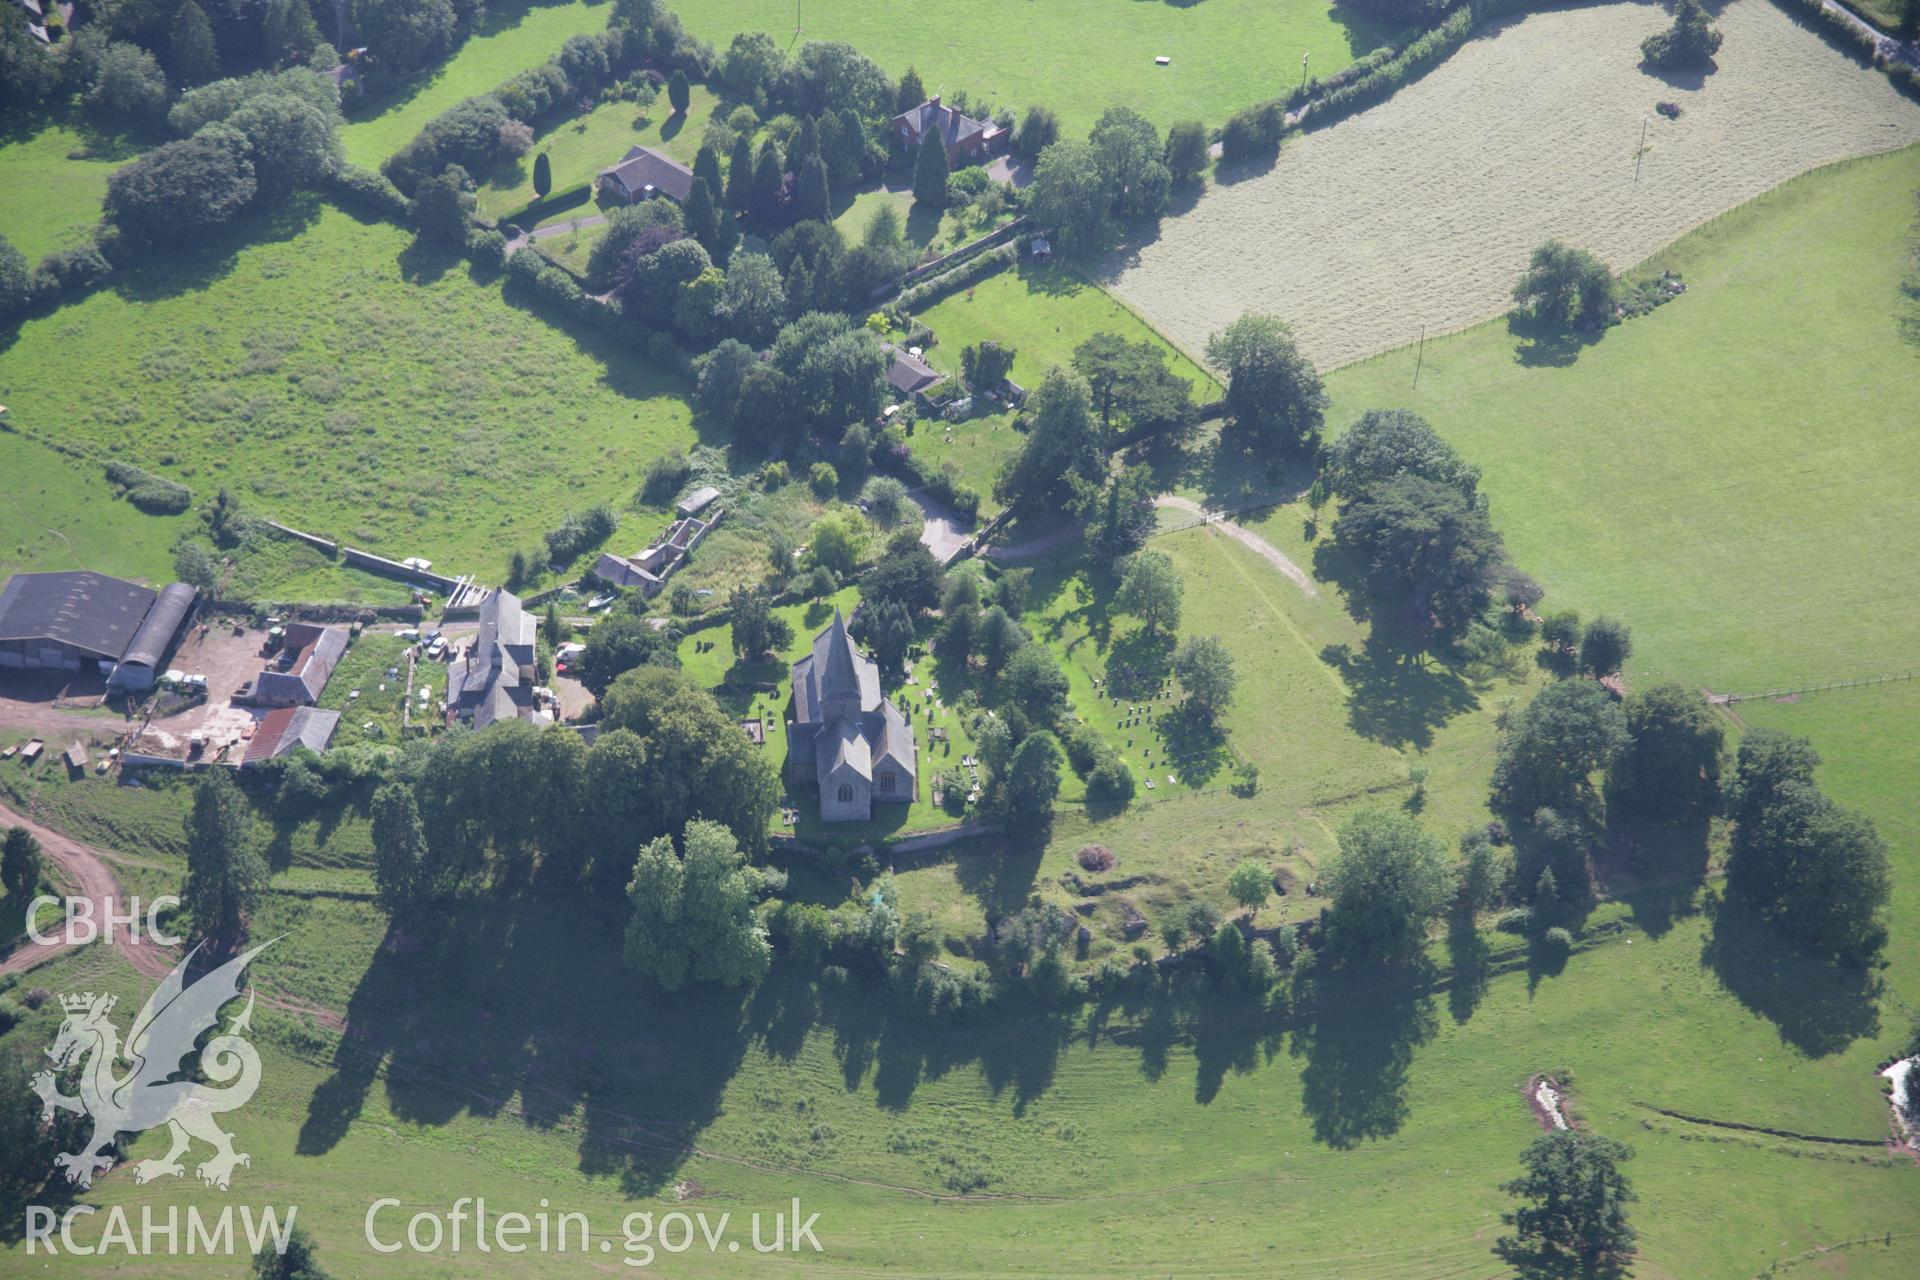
[891,96,1008,165]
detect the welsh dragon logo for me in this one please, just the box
[30,940,273,1191]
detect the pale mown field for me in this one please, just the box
[1106,0,1920,368]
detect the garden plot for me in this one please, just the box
[1106,0,1920,369]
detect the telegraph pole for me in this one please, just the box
[1412,323,1427,389]
[1633,115,1649,186]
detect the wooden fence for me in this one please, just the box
[1710,669,1919,705]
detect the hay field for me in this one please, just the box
[1106,0,1920,368]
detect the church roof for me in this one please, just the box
[790,607,880,726]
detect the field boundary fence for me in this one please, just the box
[1710,669,1919,704]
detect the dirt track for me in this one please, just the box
[0,799,175,981]
[1153,495,1318,596]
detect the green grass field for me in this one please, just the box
[0,115,139,265]
[0,200,700,589]
[339,0,618,167]
[902,263,1221,512]
[473,83,724,221]
[1325,146,1920,696]
[670,0,1386,136]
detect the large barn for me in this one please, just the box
[0,571,197,690]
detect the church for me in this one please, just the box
[786,609,918,822]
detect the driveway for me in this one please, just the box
[907,487,975,564]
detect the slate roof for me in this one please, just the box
[600,145,695,202]
[0,571,158,661]
[790,608,880,727]
[244,706,341,765]
[451,590,537,725]
[256,623,347,705]
[892,98,989,151]
[882,345,943,396]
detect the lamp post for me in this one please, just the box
[1300,51,1311,91]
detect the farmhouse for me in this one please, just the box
[786,609,917,823]
[253,623,347,707]
[242,706,341,766]
[597,145,696,204]
[591,501,724,596]
[0,571,197,690]
[447,589,539,729]
[891,96,1007,164]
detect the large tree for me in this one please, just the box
[1114,549,1183,639]
[1491,680,1629,818]
[769,310,887,433]
[1642,0,1723,69]
[351,0,457,76]
[1023,139,1115,256]
[600,666,780,852]
[912,127,949,208]
[183,768,267,937]
[1174,634,1237,718]
[1072,332,1193,439]
[0,234,27,321]
[1500,1131,1637,1271]
[578,613,680,696]
[369,782,427,917]
[994,369,1105,509]
[1611,682,1723,824]
[1205,315,1327,454]
[992,729,1064,822]
[1333,473,1506,640]
[623,819,771,990]
[1320,808,1455,966]
[1084,466,1157,569]
[226,91,343,197]
[1324,408,1480,503]
[1513,240,1614,329]
[1725,729,1889,961]
[106,126,258,246]
[1088,106,1171,221]
[1,826,44,899]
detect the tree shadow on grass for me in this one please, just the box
[1157,699,1231,786]
[297,895,749,1196]
[1700,895,1882,1057]
[1494,1239,1634,1280]
[1595,809,1710,939]
[1103,627,1173,700]
[1446,906,1491,1025]
[1290,961,1439,1148]
[1320,635,1478,752]
[1507,311,1606,369]
[94,197,328,309]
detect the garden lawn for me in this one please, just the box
[670,0,1385,136]
[901,263,1221,515]
[833,185,1015,260]
[1326,144,1920,695]
[315,631,417,749]
[473,84,725,221]
[0,116,139,264]
[339,0,617,168]
[0,200,702,592]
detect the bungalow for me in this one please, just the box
[598,145,696,204]
[881,343,944,399]
[891,96,1008,165]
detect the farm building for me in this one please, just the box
[592,503,724,596]
[890,96,1007,164]
[243,706,341,766]
[253,623,347,706]
[786,609,917,823]
[448,589,539,729]
[597,145,695,204]
[677,486,721,518]
[0,570,197,689]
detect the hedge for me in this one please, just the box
[104,461,192,515]
[893,241,1018,311]
[327,164,410,222]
